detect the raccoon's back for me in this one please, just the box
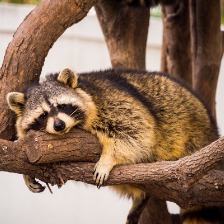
[78,69,220,222]
[79,69,218,157]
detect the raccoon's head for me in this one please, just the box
[7,68,96,139]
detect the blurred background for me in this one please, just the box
[0,2,223,224]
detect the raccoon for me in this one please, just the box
[7,68,221,223]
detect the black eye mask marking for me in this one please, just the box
[57,104,78,116]
[57,104,86,124]
[39,112,48,119]
[27,111,48,132]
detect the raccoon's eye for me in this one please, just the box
[58,104,66,109]
[39,112,48,119]
[57,104,79,116]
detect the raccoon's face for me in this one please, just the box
[7,68,96,139]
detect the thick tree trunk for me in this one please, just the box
[161,0,192,85]
[162,0,222,117]
[138,197,173,224]
[0,0,96,140]
[189,0,222,116]
[95,1,149,70]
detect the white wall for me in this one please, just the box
[0,3,223,224]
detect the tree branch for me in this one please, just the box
[0,130,224,208]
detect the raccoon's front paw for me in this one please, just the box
[23,175,45,193]
[93,161,114,188]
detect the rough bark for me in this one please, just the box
[0,0,96,140]
[95,0,150,69]
[0,130,224,209]
[161,0,192,85]
[189,0,222,116]
[138,196,173,224]
[162,0,222,117]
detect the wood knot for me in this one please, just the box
[48,143,54,149]
[1,145,8,151]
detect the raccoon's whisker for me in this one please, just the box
[70,108,78,117]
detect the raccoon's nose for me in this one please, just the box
[54,120,65,132]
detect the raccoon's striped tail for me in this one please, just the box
[182,207,224,224]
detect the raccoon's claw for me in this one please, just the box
[93,162,111,188]
[23,175,45,193]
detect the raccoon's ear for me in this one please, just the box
[6,92,26,116]
[57,68,78,88]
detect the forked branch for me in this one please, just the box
[0,130,224,209]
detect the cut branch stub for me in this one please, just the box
[23,130,101,164]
